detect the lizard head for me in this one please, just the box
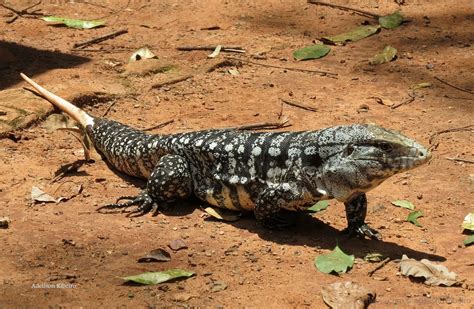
[301,124,431,202]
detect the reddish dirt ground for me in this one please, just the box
[0,1,473,307]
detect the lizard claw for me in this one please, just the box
[97,192,158,216]
[343,223,382,240]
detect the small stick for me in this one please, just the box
[445,157,474,164]
[206,59,240,73]
[231,120,291,131]
[177,46,245,53]
[72,29,128,49]
[71,48,134,53]
[434,76,474,95]
[280,98,317,112]
[225,56,337,77]
[141,120,174,132]
[1,0,45,23]
[368,257,391,277]
[429,124,474,144]
[102,100,118,117]
[391,93,416,109]
[151,75,193,89]
[307,0,380,19]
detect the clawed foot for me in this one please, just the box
[96,192,159,217]
[343,223,382,240]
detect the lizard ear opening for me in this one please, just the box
[302,166,317,177]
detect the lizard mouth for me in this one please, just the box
[363,147,431,170]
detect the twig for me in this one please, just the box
[102,100,118,117]
[443,95,474,101]
[368,257,391,276]
[280,98,317,112]
[225,56,337,77]
[1,0,45,23]
[307,0,380,19]
[177,46,245,53]
[206,59,240,73]
[151,75,193,89]
[91,0,131,20]
[391,93,416,109]
[141,120,174,132]
[231,120,291,131]
[434,76,474,95]
[71,48,134,53]
[72,29,128,49]
[445,157,474,164]
[429,124,474,145]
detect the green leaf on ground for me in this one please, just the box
[410,82,433,90]
[42,16,105,29]
[407,210,423,227]
[322,25,381,45]
[315,245,354,274]
[121,269,195,285]
[293,44,331,61]
[307,200,329,213]
[464,235,474,246]
[369,45,397,65]
[378,10,404,29]
[462,213,474,231]
[391,199,415,210]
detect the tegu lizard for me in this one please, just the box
[21,73,431,239]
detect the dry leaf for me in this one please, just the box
[138,248,171,263]
[129,47,157,62]
[43,113,79,131]
[321,281,376,309]
[208,45,222,58]
[31,186,56,203]
[204,207,240,222]
[399,255,459,286]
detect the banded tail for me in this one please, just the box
[20,73,94,128]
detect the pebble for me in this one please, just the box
[0,217,10,229]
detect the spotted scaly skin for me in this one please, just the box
[21,73,431,239]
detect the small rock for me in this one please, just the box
[426,63,434,70]
[210,280,227,293]
[0,217,10,229]
[169,239,187,251]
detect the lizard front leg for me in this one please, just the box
[97,154,193,216]
[254,185,301,229]
[343,194,381,240]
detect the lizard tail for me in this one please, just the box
[20,73,94,128]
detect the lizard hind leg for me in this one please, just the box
[97,154,193,217]
[255,186,301,229]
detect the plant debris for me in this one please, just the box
[399,255,460,286]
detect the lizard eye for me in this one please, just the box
[379,142,393,152]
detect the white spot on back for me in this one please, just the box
[224,144,233,152]
[229,175,239,184]
[268,147,281,157]
[252,146,262,156]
